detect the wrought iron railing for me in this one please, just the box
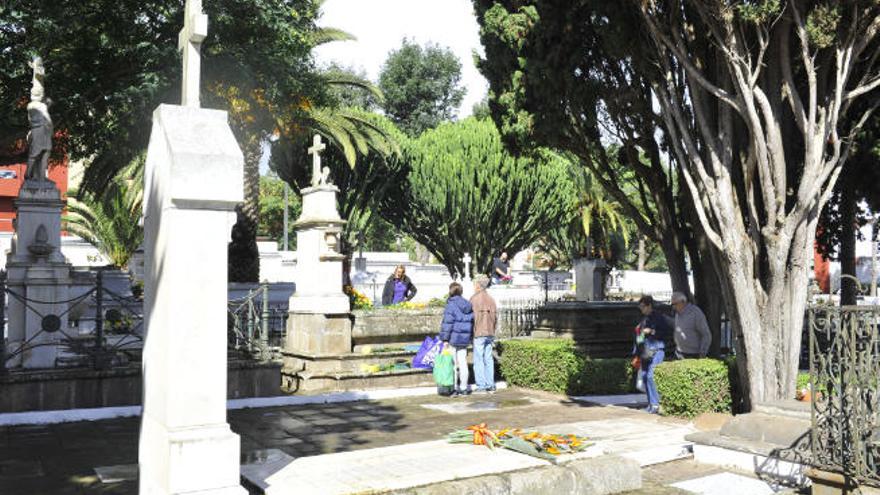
[0,270,144,371]
[497,298,545,339]
[809,305,880,487]
[227,283,285,361]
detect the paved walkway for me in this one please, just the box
[0,387,789,494]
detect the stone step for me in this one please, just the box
[753,400,811,420]
[290,367,436,393]
[687,431,810,487]
[716,412,810,447]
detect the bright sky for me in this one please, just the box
[313,0,489,118]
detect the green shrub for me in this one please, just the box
[498,339,581,394]
[498,339,634,395]
[654,359,732,418]
[573,358,635,395]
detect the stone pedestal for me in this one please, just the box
[282,185,353,392]
[5,180,71,369]
[574,258,607,301]
[287,185,349,314]
[138,104,245,495]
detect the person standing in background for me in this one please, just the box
[671,292,711,359]
[381,265,418,306]
[491,251,511,285]
[471,275,497,393]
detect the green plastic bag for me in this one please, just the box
[433,347,455,387]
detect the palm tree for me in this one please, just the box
[221,19,397,282]
[537,161,632,268]
[65,158,144,270]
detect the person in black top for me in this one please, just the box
[636,295,673,414]
[491,252,511,285]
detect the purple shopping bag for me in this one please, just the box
[412,336,441,369]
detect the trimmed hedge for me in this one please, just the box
[498,339,634,395]
[654,359,732,418]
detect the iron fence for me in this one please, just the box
[496,298,545,339]
[0,270,144,372]
[808,305,880,487]
[227,283,285,361]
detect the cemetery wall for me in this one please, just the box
[350,307,444,350]
[0,360,281,413]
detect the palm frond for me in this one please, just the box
[323,72,385,104]
[311,27,356,46]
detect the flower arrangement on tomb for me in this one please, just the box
[343,285,373,309]
[447,424,592,460]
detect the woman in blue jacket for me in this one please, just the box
[439,282,474,397]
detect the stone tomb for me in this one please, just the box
[281,137,435,393]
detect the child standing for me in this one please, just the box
[439,282,474,397]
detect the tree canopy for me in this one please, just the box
[271,109,404,258]
[378,39,466,136]
[475,0,880,405]
[0,0,325,194]
[381,117,575,277]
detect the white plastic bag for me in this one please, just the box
[635,373,646,393]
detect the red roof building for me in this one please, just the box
[0,137,69,233]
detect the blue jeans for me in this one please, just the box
[641,346,665,407]
[473,336,495,390]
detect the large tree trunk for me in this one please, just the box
[228,136,261,283]
[718,218,816,409]
[658,232,691,296]
[840,178,858,306]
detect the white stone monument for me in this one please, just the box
[281,135,351,391]
[138,0,246,493]
[461,252,474,299]
[5,56,73,369]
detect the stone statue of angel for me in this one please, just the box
[25,56,53,182]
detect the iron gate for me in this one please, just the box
[808,305,880,487]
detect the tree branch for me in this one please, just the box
[637,2,745,114]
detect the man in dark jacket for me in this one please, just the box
[439,282,474,396]
[381,265,417,306]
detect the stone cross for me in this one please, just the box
[463,252,472,280]
[308,134,327,186]
[178,0,208,107]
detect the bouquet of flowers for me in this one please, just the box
[447,424,592,461]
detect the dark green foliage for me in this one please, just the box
[0,0,324,193]
[498,339,634,395]
[64,158,144,269]
[574,358,635,395]
[258,175,301,248]
[324,63,381,111]
[378,39,466,136]
[272,110,404,258]
[228,205,260,282]
[472,0,699,298]
[380,117,575,277]
[654,359,732,418]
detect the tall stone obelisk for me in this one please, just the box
[5,56,72,369]
[138,0,246,493]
